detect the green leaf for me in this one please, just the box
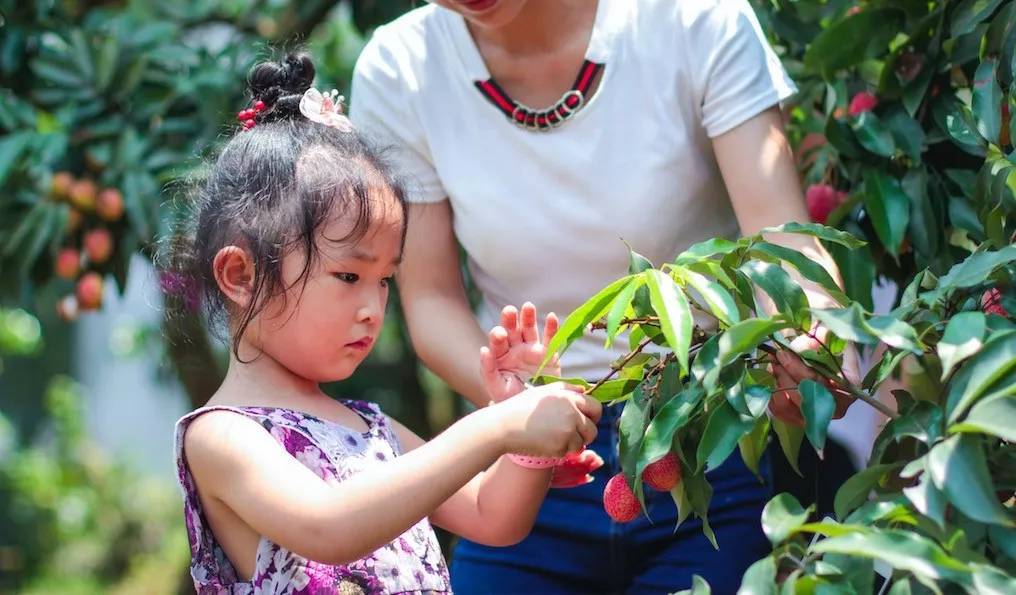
[813,304,878,344]
[675,238,742,264]
[902,168,939,259]
[738,416,770,480]
[586,378,640,403]
[744,384,771,419]
[951,0,1005,36]
[938,312,986,380]
[751,242,848,305]
[862,348,909,391]
[811,529,970,582]
[697,401,755,472]
[927,435,1012,526]
[619,389,649,488]
[852,111,896,157]
[924,246,1016,303]
[627,244,654,274]
[646,269,693,375]
[677,267,740,326]
[951,395,1016,442]
[884,108,926,161]
[739,261,810,329]
[834,463,902,521]
[636,387,704,480]
[971,563,1016,595]
[804,8,904,79]
[543,275,635,367]
[826,235,875,311]
[933,94,987,156]
[902,466,948,529]
[0,132,31,186]
[972,57,1003,144]
[761,493,812,546]
[772,417,804,476]
[736,556,777,595]
[800,379,835,453]
[605,277,641,346]
[683,470,718,548]
[760,222,866,249]
[864,315,922,354]
[863,170,911,255]
[945,330,1016,422]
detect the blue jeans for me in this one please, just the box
[451,402,773,594]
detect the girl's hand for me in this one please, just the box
[492,382,601,458]
[480,302,561,402]
[550,450,604,488]
[770,325,862,425]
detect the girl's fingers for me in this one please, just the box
[479,346,501,390]
[520,302,539,343]
[543,312,559,346]
[501,305,522,345]
[489,326,510,359]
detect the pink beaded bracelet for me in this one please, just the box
[506,454,562,469]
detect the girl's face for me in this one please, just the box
[245,194,404,383]
[431,0,529,28]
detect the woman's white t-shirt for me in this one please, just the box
[350,0,797,380]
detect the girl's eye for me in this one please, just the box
[380,276,394,288]
[334,272,359,284]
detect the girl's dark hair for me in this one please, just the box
[164,52,407,360]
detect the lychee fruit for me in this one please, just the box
[50,172,75,201]
[66,208,83,232]
[76,272,104,310]
[642,452,682,492]
[982,288,1009,317]
[83,228,114,264]
[806,184,842,224]
[55,248,81,280]
[96,188,124,221]
[69,179,98,211]
[603,473,641,523]
[848,92,878,116]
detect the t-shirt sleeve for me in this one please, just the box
[686,0,798,138]
[349,28,447,204]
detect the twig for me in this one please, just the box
[585,336,653,395]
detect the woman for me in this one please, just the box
[350,0,853,592]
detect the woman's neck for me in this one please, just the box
[467,0,597,56]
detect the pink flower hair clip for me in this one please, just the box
[299,88,355,132]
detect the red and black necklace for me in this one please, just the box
[474,60,604,132]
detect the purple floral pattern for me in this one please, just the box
[174,401,451,594]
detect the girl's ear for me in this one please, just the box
[212,246,254,308]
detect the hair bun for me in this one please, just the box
[247,52,316,122]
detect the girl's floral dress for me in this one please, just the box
[174,401,452,594]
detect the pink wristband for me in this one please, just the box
[507,454,562,469]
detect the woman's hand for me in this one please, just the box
[480,302,561,402]
[769,325,862,426]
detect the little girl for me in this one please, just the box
[169,53,600,594]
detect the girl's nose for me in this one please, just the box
[355,290,384,323]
